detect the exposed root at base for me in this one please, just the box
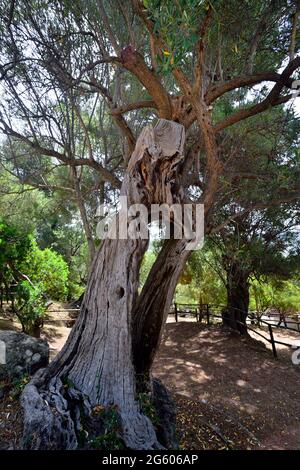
[20,371,170,450]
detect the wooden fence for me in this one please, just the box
[170,302,300,359]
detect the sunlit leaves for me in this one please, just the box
[144,0,208,72]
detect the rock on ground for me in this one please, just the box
[0,330,49,381]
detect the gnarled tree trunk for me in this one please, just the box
[21,119,186,450]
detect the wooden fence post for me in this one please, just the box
[174,302,178,323]
[206,304,210,326]
[268,324,277,358]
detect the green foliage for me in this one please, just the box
[0,218,32,274]
[143,0,292,77]
[0,158,88,301]
[0,161,51,236]
[140,250,157,287]
[15,281,47,334]
[9,374,30,400]
[62,376,75,390]
[250,277,300,314]
[0,217,70,333]
[22,242,69,301]
[0,213,70,303]
[137,392,160,426]
[89,432,125,450]
[175,248,226,305]
[88,406,125,450]
[146,0,206,72]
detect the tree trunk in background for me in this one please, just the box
[71,167,96,264]
[222,263,250,335]
[21,119,186,450]
[25,320,42,338]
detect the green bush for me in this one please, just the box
[22,242,69,301]
[87,406,125,450]
[15,281,47,335]
[250,277,300,314]
[9,374,30,400]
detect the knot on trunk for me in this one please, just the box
[120,45,138,66]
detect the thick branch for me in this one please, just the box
[205,72,294,104]
[215,94,292,132]
[215,56,300,131]
[120,45,171,119]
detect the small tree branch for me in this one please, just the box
[0,121,122,188]
[7,262,35,288]
[97,0,121,55]
[85,78,136,154]
[209,193,300,235]
[245,0,279,74]
[110,100,157,115]
[71,166,96,262]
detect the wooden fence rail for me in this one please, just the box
[170,302,300,359]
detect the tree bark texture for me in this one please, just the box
[133,238,190,383]
[21,119,186,450]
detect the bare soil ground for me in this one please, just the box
[0,396,22,450]
[1,308,300,449]
[153,322,300,449]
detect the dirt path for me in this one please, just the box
[153,322,300,449]
[1,311,300,449]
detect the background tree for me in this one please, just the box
[0,217,32,308]
[250,273,300,314]
[209,207,300,333]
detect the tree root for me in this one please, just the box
[20,370,166,450]
[20,369,87,449]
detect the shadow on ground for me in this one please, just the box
[153,322,300,449]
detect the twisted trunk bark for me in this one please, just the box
[133,238,190,385]
[21,119,185,450]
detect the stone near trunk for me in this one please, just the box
[0,331,49,380]
[152,378,178,449]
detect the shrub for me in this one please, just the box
[22,242,69,301]
[15,281,47,336]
